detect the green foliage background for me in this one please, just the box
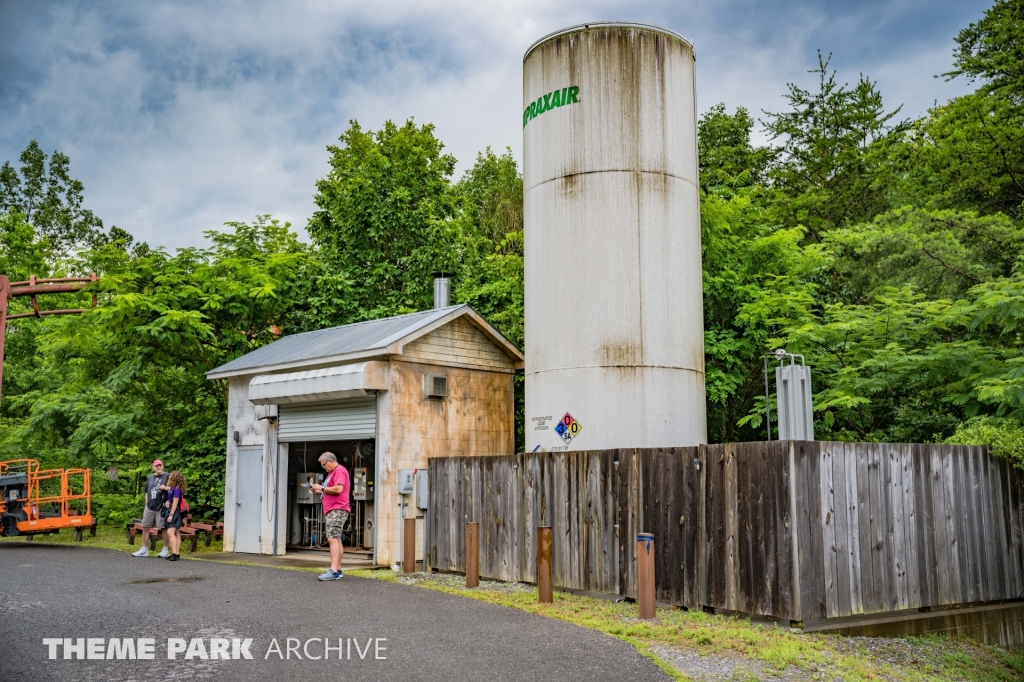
[2,0,1024,520]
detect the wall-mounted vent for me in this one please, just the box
[425,374,448,398]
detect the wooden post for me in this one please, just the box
[466,521,480,588]
[538,526,553,603]
[637,533,656,619]
[404,517,416,573]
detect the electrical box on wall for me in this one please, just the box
[353,467,374,501]
[415,469,429,509]
[398,469,414,494]
[295,472,324,505]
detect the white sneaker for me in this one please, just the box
[157,547,170,558]
[132,546,149,557]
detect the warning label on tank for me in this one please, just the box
[554,413,582,444]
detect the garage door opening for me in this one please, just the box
[285,440,375,559]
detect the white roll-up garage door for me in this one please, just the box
[277,397,377,442]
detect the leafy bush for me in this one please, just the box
[92,493,143,525]
[946,417,1024,470]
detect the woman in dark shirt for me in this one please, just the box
[164,471,187,561]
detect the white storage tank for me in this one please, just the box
[523,22,707,451]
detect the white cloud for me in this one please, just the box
[0,0,989,249]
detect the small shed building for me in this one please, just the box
[206,302,523,568]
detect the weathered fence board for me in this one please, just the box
[641,447,699,607]
[428,442,1024,625]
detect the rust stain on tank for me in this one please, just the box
[599,342,643,367]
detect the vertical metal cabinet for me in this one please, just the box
[776,364,814,441]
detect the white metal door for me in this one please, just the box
[234,446,263,554]
[277,397,377,442]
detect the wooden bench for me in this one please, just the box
[127,519,160,550]
[127,514,199,552]
[178,517,200,552]
[189,519,224,548]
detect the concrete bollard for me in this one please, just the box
[538,526,553,603]
[637,533,656,619]
[404,517,416,573]
[466,522,480,588]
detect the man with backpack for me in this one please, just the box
[133,459,170,558]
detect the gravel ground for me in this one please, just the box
[651,644,803,681]
[396,571,536,593]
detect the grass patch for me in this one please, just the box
[348,570,1024,682]
[0,522,224,555]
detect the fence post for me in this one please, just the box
[637,533,656,619]
[538,526,553,603]
[404,517,416,573]
[466,521,480,588]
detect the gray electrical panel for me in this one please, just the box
[295,472,324,505]
[398,469,414,495]
[353,467,374,501]
[776,363,814,441]
[415,469,429,509]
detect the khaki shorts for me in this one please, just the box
[325,509,349,540]
[141,507,166,529]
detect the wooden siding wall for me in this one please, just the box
[402,317,515,372]
[427,442,1024,623]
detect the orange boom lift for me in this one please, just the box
[0,275,98,536]
[0,459,93,536]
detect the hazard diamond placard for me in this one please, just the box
[554,413,582,444]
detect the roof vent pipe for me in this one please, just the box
[432,272,450,309]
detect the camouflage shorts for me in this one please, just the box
[325,509,349,540]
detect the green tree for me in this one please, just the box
[454,148,524,345]
[946,0,1024,101]
[454,148,526,449]
[0,217,310,519]
[306,119,463,325]
[763,53,908,241]
[0,141,106,255]
[698,104,772,193]
[822,207,1024,302]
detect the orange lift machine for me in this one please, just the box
[0,274,98,537]
[0,459,93,537]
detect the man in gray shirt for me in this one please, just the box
[133,459,170,558]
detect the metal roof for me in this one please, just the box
[208,305,468,378]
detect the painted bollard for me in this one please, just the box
[466,522,480,588]
[637,533,655,619]
[538,526,553,603]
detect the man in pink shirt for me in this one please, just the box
[311,452,351,581]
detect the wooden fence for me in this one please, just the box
[427,442,1024,622]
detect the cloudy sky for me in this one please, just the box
[0,0,991,250]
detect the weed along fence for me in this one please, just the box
[426,442,1024,626]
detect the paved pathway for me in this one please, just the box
[0,543,667,681]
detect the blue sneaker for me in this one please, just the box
[318,570,343,581]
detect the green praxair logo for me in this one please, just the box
[523,86,580,128]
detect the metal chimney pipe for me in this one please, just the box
[433,273,450,309]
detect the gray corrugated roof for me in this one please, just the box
[208,305,466,377]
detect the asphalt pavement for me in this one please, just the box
[0,543,667,681]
